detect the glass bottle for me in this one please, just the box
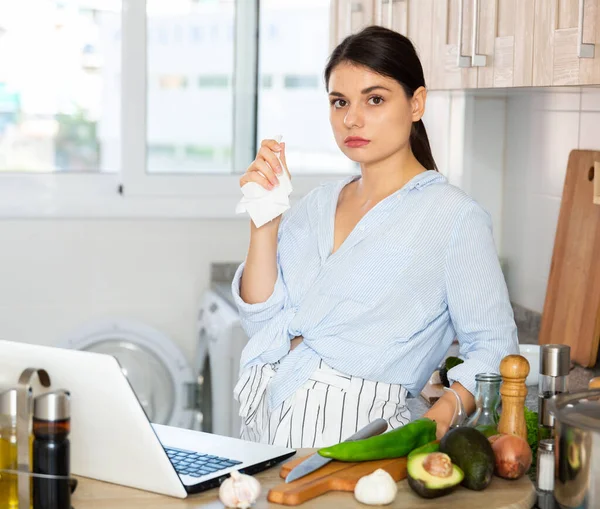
[32,390,71,509]
[465,373,502,427]
[1,389,20,509]
[0,388,34,509]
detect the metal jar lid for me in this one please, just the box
[548,389,600,432]
[0,388,17,417]
[540,344,570,377]
[33,390,71,422]
[539,439,555,452]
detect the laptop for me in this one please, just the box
[0,340,296,498]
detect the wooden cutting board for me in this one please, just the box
[267,453,535,508]
[539,150,600,367]
[267,455,408,505]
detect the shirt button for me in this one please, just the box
[358,225,365,231]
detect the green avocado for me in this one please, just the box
[407,452,464,499]
[439,427,495,491]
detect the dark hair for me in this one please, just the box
[324,26,438,172]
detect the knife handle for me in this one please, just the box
[343,418,388,442]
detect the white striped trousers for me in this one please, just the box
[233,360,411,448]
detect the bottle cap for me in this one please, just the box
[540,344,570,377]
[34,390,70,422]
[0,388,17,417]
[539,439,554,452]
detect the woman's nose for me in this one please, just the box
[344,105,364,129]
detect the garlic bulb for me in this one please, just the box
[354,468,398,505]
[219,470,261,509]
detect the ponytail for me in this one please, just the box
[410,119,438,172]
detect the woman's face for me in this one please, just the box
[327,62,425,165]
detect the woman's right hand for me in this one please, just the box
[240,138,289,191]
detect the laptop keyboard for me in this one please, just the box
[164,446,243,478]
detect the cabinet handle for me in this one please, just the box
[388,0,394,29]
[578,0,595,58]
[457,0,472,67]
[377,0,383,26]
[471,0,486,66]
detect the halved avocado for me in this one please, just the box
[407,452,464,499]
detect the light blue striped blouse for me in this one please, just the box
[232,170,519,412]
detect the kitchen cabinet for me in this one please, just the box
[476,0,536,88]
[532,0,600,86]
[429,0,479,90]
[329,0,377,53]
[328,0,600,90]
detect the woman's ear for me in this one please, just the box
[411,86,427,122]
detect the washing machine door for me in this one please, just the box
[60,319,195,429]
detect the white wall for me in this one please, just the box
[501,87,600,313]
[0,219,249,363]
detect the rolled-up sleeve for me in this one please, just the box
[444,201,519,396]
[231,260,287,338]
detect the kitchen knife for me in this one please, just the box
[284,418,389,483]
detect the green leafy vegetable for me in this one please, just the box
[439,357,464,387]
[524,406,538,481]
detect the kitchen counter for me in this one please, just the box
[72,449,536,509]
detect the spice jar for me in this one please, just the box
[536,438,557,509]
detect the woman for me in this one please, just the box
[232,26,518,447]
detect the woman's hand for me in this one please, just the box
[422,382,475,439]
[240,139,290,191]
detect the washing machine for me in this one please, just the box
[59,319,201,430]
[196,288,247,438]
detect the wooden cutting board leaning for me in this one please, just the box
[539,150,600,367]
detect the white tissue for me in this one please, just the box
[235,134,293,228]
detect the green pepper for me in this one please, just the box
[407,439,440,461]
[318,418,437,462]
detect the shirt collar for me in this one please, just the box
[401,170,446,193]
[340,170,446,196]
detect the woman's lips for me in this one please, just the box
[344,137,370,148]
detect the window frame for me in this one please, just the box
[0,0,340,219]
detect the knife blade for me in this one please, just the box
[284,418,389,483]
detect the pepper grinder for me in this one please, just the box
[538,344,570,442]
[497,354,529,441]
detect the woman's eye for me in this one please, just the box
[331,99,347,108]
[368,96,384,105]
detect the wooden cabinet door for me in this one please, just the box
[329,0,377,52]
[429,0,478,90]
[532,0,600,86]
[373,0,434,87]
[406,0,435,87]
[475,0,535,88]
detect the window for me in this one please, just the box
[146,1,235,175]
[0,0,121,173]
[0,0,349,217]
[257,0,355,175]
[283,75,319,89]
